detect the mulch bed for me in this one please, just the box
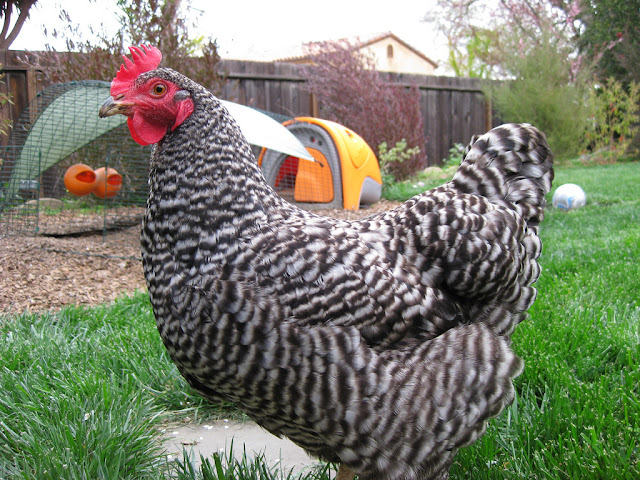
[0,200,399,314]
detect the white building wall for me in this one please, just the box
[361,38,436,75]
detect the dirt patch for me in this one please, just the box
[0,226,145,314]
[0,200,399,314]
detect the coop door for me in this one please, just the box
[294,148,334,203]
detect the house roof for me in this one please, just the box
[359,32,438,68]
[276,32,438,69]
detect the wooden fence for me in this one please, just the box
[382,72,494,163]
[1,51,495,165]
[219,60,495,164]
[0,50,43,147]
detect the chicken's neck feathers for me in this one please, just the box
[146,91,286,238]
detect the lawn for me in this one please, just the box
[1,162,638,479]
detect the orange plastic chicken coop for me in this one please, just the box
[259,118,382,210]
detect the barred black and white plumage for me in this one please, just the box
[100,45,553,480]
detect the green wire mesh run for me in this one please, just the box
[0,81,152,236]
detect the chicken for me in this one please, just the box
[100,45,553,480]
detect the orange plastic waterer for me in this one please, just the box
[64,164,97,196]
[93,167,122,199]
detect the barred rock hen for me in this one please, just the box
[100,45,553,480]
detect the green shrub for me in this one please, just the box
[585,77,640,162]
[442,142,465,168]
[377,139,422,188]
[486,37,591,159]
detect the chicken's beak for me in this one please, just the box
[99,95,132,118]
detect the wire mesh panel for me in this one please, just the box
[0,81,151,236]
[0,146,41,235]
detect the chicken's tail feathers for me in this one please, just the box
[451,123,554,228]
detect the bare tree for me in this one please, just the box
[20,0,224,95]
[0,0,38,49]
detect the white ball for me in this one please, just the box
[552,183,587,210]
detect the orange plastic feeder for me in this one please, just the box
[64,163,97,196]
[93,167,122,198]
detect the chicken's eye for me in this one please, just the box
[152,83,167,96]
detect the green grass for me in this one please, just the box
[172,446,330,480]
[0,297,233,479]
[382,165,457,201]
[1,162,639,479]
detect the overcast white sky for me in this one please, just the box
[11,0,449,71]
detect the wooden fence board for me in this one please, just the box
[0,50,44,147]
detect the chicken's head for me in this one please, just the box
[99,45,194,146]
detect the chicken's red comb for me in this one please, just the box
[111,45,162,95]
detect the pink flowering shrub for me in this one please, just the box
[302,40,428,179]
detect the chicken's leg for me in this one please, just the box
[336,464,355,480]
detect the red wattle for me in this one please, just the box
[127,117,149,145]
[128,115,167,146]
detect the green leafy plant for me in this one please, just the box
[377,139,421,188]
[585,77,640,162]
[442,142,465,169]
[448,28,499,79]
